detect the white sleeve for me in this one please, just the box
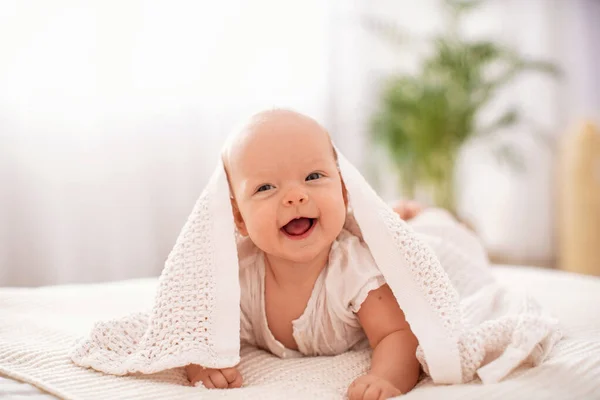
[328,230,386,317]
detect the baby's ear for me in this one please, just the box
[230,197,249,236]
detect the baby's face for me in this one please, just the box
[227,111,347,264]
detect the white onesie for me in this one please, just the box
[238,229,386,359]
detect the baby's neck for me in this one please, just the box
[264,247,331,290]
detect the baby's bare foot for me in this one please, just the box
[393,200,424,221]
[186,364,243,389]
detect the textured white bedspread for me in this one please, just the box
[1,266,599,400]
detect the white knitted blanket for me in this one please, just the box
[2,266,599,400]
[67,142,560,386]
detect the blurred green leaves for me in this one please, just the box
[368,0,559,212]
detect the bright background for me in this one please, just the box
[1,0,599,286]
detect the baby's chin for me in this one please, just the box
[259,240,334,265]
[286,235,342,261]
[283,248,330,264]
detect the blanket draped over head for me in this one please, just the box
[70,138,560,385]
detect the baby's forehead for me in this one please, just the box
[225,111,335,169]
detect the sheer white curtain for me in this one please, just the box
[0,0,332,286]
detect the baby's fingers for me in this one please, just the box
[208,370,229,389]
[348,381,368,400]
[363,384,383,400]
[229,372,243,388]
[185,364,205,386]
[199,377,215,389]
[381,387,402,400]
[222,367,243,388]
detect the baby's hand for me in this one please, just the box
[185,364,243,389]
[348,374,402,400]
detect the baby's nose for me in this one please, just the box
[282,189,308,206]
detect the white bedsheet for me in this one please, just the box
[0,265,599,400]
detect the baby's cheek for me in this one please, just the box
[246,210,277,247]
[320,195,347,232]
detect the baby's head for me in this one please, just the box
[223,109,348,263]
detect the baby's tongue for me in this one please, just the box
[283,218,311,236]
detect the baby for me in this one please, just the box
[186,109,421,399]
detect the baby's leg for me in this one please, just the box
[392,200,470,229]
[404,206,493,299]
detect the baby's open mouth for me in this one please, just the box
[281,217,317,238]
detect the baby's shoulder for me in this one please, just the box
[329,230,374,266]
[326,229,379,280]
[324,230,385,314]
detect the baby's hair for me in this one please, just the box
[221,107,295,168]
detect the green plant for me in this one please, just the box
[369,0,559,213]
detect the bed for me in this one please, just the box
[1,265,599,400]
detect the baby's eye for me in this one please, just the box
[256,184,274,193]
[306,172,323,181]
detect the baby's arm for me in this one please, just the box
[348,284,420,399]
